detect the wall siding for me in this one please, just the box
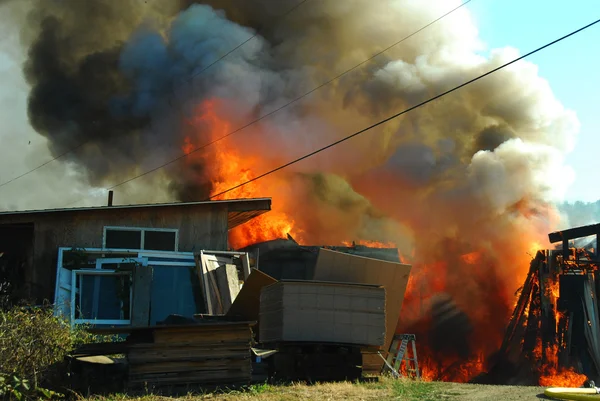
[0,204,229,303]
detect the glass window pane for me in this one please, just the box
[77,274,131,320]
[105,229,141,249]
[143,231,177,251]
[150,266,202,325]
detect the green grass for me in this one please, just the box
[392,379,451,401]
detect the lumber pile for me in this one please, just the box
[498,249,600,382]
[127,322,254,391]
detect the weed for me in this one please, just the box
[247,382,273,395]
[0,305,118,398]
[392,379,450,401]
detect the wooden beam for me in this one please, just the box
[500,258,537,354]
[549,223,600,244]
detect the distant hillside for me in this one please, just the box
[558,200,600,228]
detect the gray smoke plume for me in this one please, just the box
[4,0,582,380]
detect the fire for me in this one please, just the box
[530,241,543,257]
[181,100,576,386]
[460,251,482,265]
[397,245,514,383]
[538,343,587,387]
[539,368,588,387]
[183,99,300,249]
[341,240,396,248]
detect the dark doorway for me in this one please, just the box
[0,223,34,308]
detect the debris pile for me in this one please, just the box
[486,224,600,386]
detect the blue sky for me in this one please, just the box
[468,0,600,202]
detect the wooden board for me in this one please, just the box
[196,252,237,315]
[131,265,153,327]
[226,269,277,321]
[216,264,240,313]
[125,322,254,389]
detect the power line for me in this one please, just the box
[206,17,600,200]
[104,0,473,192]
[0,0,309,191]
[0,142,88,189]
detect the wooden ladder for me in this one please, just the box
[381,334,420,379]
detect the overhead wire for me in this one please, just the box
[206,17,600,200]
[75,0,474,203]
[0,0,309,191]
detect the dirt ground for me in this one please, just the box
[437,382,547,401]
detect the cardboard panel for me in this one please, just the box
[259,281,386,346]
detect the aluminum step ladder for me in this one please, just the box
[380,334,420,379]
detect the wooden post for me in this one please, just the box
[562,238,569,260]
[539,250,555,365]
[523,281,541,358]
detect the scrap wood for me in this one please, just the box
[226,269,277,321]
[195,251,225,314]
[72,341,129,357]
[126,322,254,389]
[500,258,539,354]
[522,281,542,358]
[582,274,600,374]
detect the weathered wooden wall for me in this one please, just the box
[0,204,229,303]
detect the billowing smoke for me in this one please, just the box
[13,0,581,380]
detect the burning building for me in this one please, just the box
[0,0,584,387]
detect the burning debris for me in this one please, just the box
[461,223,600,387]
[1,0,587,388]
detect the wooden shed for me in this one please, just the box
[0,198,271,305]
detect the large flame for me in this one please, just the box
[183,100,301,249]
[9,0,583,387]
[183,99,577,385]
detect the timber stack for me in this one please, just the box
[127,321,254,391]
[493,223,600,384]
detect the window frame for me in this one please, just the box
[102,226,179,252]
[70,269,133,326]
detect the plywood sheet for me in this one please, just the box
[226,269,277,322]
[313,248,411,352]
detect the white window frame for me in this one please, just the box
[102,226,179,252]
[71,269,133,326]
[54,247,251,326]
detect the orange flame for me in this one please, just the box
[539,369,587,387]
[183,100,300,249]
[182,99,576,386]
[538,343,587,387]
[341,240,397,248]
